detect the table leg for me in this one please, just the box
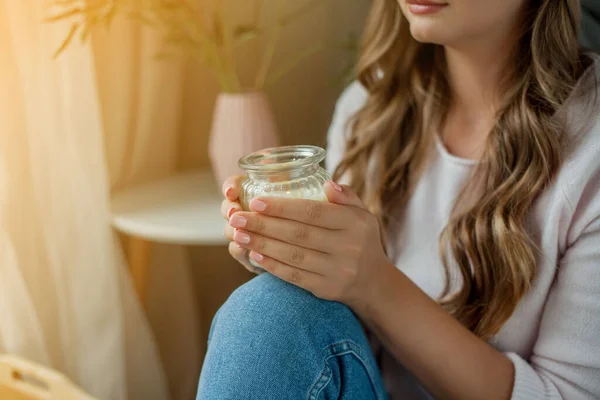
[128,237,151,309]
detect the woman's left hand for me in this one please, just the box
[228,181,390,307]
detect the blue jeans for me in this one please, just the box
[197,273,389,400]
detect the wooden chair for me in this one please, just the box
[0,355,97,400]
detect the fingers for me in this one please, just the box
[228,211,334,252]
[221,198,242,220]
[228,240,246,261]
[248,251,321,290]
[222,176,246,201]
[228,241,263,275]
[323,181,365,209]
[233,229,328,274]
[224,224,235,241]
[247,197,354,230]
[221,175,261,276]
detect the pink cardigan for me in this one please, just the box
[325,55,600,399]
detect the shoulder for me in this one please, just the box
[325,81,369,173]
[556,54,600,240]
[560,54,600,192]
[333,80,369,118]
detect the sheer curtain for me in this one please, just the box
[0,1,199,399]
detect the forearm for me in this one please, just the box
[351,262,514,400]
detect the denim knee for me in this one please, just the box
[200,273,388,400]
[212,273,363,344]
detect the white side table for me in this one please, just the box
[111,170,227,308]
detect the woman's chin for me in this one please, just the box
[408,24,447,45]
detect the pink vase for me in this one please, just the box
[209,92,280,185]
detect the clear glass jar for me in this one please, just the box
[238,145,331,211]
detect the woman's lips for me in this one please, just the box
[406,0,448,15]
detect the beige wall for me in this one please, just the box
[181,0,370,348]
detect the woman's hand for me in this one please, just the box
[228,181,390,307]
[220,176,263,274]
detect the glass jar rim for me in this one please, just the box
[238,145,326,172]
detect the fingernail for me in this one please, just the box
[234,231,251,244]
[227,207,236,219]
[250,252,264,262]
[224,185,233,197]
[328,180,343,193]
[250,199,267,212]
[236,243,243,250]
[229,215,247,228]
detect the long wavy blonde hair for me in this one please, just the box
[334,0,588,339]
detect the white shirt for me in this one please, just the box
[325,56,600,399]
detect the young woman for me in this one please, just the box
[198,0,600,398]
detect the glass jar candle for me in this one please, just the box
[238,145,332,211]
[238,146,331,268]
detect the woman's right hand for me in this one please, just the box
[220,175,263,274]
